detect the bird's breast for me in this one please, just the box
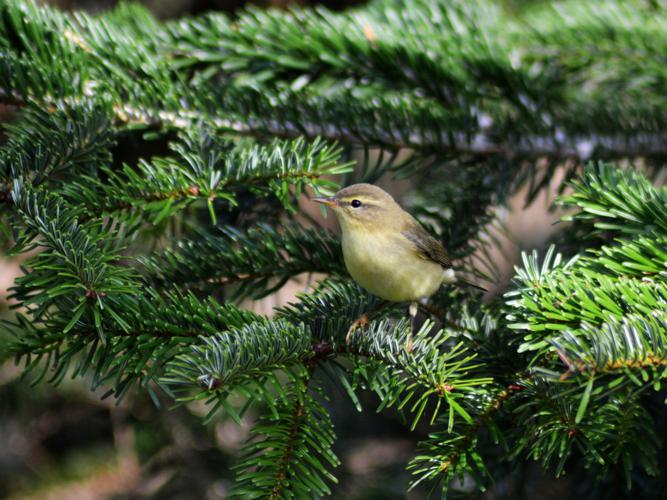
[341,229,445,302]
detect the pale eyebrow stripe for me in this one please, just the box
[340,196,375,203]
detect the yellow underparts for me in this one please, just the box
[341,225,455,302]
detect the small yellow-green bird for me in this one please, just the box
[313,183,483,337]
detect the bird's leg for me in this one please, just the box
[418,300,444,323]
[345,300,390,344]
[406,301,418,353]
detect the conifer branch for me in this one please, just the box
[162,319,313,421]
[551,313,667,378]
[144,225,345,299]
[5,0,667,160]
[437,389,511,474]
[561,163,667,236]
[110,99,667,160]
[3,0,667,497]
[231,380,340,498]
[61,131,350,226]
[408,382,523,491]
[271,406,303,498]
[0,104,115,183]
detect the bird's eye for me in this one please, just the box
[350,199,362,208]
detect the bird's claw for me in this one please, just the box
[405,334,414,354]
[346,314,369,343]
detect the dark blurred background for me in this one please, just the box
[0,0,565,498]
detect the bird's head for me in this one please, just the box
[312,183,402,232]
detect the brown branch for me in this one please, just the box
[0,89,26,108]
[304,333,462,396]
[76,328,204,339]
[75,170,326,222]
[76,186,201,220]
[0,188,13,205]
[183,108,667,160]
[269,374,310,500]
[604,354,667,371]
[8,89,667,160]
[558,351,667,378]
[156,264,340,291]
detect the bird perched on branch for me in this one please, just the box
[313,183,484,345]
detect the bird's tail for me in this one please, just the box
[458,277,487,292]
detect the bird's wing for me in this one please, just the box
[401,223,452,269]
[402,221,487,291]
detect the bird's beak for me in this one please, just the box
[311,196,338,208]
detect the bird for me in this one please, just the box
[312,183,484,345]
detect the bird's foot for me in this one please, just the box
[405,333,414,354]
[346,314,369,344]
